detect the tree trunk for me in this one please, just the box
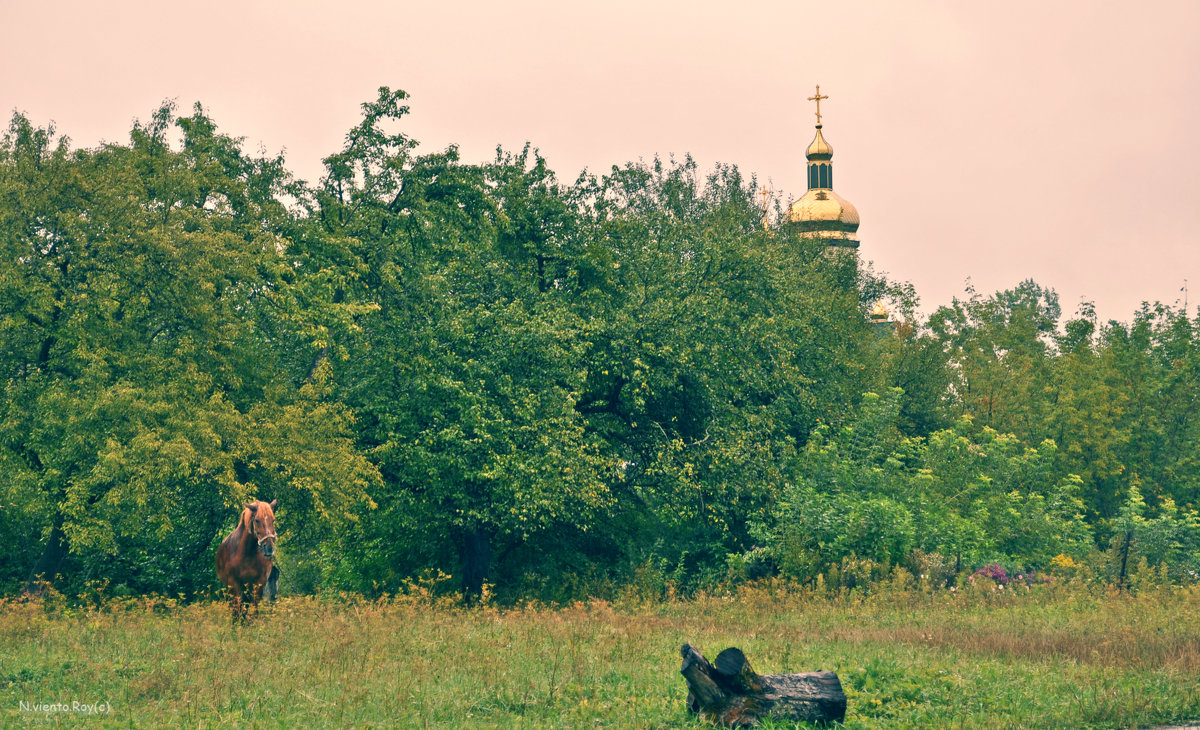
[24,522,69,595]
[458,527,492,603]
[680,644,846,727]
[1118,529,1133,590]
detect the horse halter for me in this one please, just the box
[250,518,277,549]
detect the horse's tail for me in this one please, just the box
[266,564,280,602]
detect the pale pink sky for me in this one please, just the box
[3,0,1198,323]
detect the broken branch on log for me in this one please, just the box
[679,643,846,727]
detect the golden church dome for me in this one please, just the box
[787,188,859,226]
[781,85,860,250]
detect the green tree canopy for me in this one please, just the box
[0,105,376,595]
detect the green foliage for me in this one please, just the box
[302,105,885,597]
[932,284,1200,527]
[754,389,1094,582]
[1108,483,1200,585]
[298,95,618,597]
[0,106,375,595]
[561,156,879,592]
[3,90,1198,600]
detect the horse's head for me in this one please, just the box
[245,499,278,558]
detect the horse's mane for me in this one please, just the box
[238,506,254,533]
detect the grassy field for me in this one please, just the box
[2,582,1198,728]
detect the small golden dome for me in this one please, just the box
[870,301,889,321]
[806,126,833,160]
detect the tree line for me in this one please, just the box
[2,88,1197,601]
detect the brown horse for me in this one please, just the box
[215,499,278,621]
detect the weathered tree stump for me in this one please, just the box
[679,644,846,727]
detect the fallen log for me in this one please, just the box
[679,643,846,727]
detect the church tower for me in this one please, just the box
[786,86,861,250]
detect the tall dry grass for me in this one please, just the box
[1,582,1198,728]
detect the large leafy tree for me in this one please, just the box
[1101,305,1200,512]
[304,89,612,599]
[927,283,1200,526]
[564,157,880,586]
[0,106,375,595]
[929,279,1060,440]
[303,94,887,597]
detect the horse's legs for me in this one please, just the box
[228,583,242,623]
[227,580,253,624]
[221,577,237,621]
[250,582,264,618]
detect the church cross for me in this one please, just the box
[759,184,771,208]
[807,85,829,125]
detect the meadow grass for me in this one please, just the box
[1,582,1198,728]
